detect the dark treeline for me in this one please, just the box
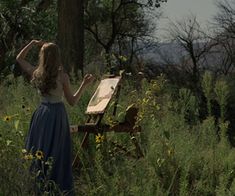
[0,0,166,77]
[1,0,235,141]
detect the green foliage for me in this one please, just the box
[201,72,230,122]
[199,116,218,147]
[0,0,57,77]
[179,88,199,123]
[84,0,162,72]
[169,87,199,124]
[0,73,235,195]
[215,79,230,121]
[0,77,36,195]
[202,71,214,116]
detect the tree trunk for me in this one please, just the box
[57,0,84,77]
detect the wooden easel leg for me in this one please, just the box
[72,132,90,167]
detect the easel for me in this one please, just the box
[70,75,143,168]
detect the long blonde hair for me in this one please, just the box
[31,43,61,95]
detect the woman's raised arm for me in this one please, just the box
[63,73,95,106]
[16,40,44,76]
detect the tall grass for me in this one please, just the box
[0,73,235,195]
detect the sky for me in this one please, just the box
[156,0,218,39]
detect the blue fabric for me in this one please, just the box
[25,102,74,195]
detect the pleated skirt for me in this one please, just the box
[25,101,74,195]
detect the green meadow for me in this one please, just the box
[1,73,235,195]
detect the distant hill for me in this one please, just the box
[141,41,234,71]
[140,42,187,65]
[139,40,235,77]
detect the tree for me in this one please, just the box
[84,0,164,73]
[166,16,216,90]
[0,0,57,78]
[207,35,235,75]
[58,0,84,76]
[212,0,235,75]
[0,0,167,77]
[214,0,235,38]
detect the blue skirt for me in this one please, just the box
[25,101,74,194]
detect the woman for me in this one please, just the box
[16,40,94,194]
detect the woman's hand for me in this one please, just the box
[82,74,95,86]
[31,40,44,47]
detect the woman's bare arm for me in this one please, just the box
[63,73,94,106]
[16,40,43,76]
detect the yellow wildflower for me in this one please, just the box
[143,98,149,104]
[119,55,127,62]
[95,133,105,144]
[22,149,27,154]
[152,83,158,88]
[145,90,152,96]
[24,153,34,160]
[35,150,44,160]
[3,115,11,122]
[152,83,160,92]
[167,148,174,157]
